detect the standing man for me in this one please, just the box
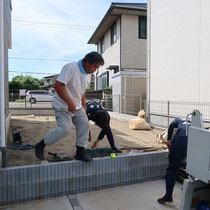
[157,117,191,204]
[87,101,122,153]
[35,52,104,162]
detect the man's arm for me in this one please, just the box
[81,93,87,111]
[54,81,76,113]
[167,118,180,140]
[91,127,108,148]
[167,118,180,149]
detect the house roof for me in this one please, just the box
[88,2,147,44]
[43,74,59,79]
[112,3,147,10]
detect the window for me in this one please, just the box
[100,36,105,53]
[139,16,147,39]
[101,71,109,89]
[114,68,119,74]
[111,22,117,45]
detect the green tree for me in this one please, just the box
[9,75,44,90]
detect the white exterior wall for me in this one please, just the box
[121,14,146,69]
[0,0,11,167]
[1,0,11,117]
[95,17,121,89]
[148,0,210,102]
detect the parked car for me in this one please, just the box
[25,90,53,104]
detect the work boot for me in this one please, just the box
[74,146,92,162]
[111,147,122,153]
[35,139,46,160]
[157,195,173,204]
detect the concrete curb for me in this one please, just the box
[0,151,168,206]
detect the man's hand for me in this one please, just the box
[67,101,76,113]
[54,81,76,113]
[166,140,172,150]
[88,134,92,142]
[91,139,100,148]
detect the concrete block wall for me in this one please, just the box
[0,151,168,206]
[9,108,54,116]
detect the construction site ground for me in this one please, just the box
[7,115,167,167]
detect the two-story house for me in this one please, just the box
[88,3,147,114]
[0,0,12,167]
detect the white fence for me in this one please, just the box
[9,90,210,128]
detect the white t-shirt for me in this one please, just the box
[52,62,91,110]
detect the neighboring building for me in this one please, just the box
[88,3,147,114]
[0,0,12,167]
[42,74,59,92]
[43,73,94,92]
[147,0,210,125]
[88,74,95,91]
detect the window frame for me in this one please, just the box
[110,22,117,45]
[101,71,109,89]
[100,36,105,53]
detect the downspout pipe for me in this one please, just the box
[0,0,7,167]
[146,0,151,123]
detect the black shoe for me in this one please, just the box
[157,196,173,204]
[75,146,92,162]
[74,153,92,162]
[35,139,45,160]
[111,148,122,153]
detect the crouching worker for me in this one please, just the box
[35,52,104,162]
[86,101,122,153]
[157,117,191,204]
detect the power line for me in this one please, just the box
[9,51,81,59]
[9,57,71,62]
[12,19,96,30]
[10,48,81,55]
[9,71,56,75]
[10,47,94,53]
[9,49,89,59]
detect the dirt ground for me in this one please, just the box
[7,116,167,167]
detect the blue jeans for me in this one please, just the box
[44,107,89,147]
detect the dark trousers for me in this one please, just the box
[165,135,187,199]
[105,126,116,149]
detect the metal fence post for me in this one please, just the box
[167,101,170,127]
[105,94,107,110]
[146,100,150,123]
[25,90,26,108]
[119,95,121,113]
[139,94,142,110]
[30,93,32,108]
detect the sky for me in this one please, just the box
[9,0,146,81]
